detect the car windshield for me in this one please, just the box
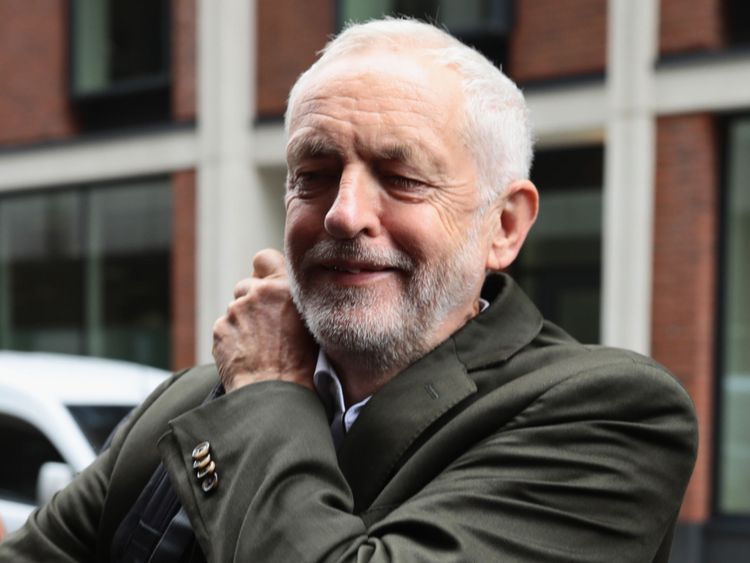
[66,405,134,453]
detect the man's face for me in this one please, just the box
[284,51,494,369]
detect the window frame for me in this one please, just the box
[334,0,514,68]
[0,412,65,505]
[66,0,173,130]
[0,175,173,368]
[510,144,604,344]
[725,0,750,48]
[713,111,750,524]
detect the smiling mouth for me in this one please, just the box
[301,239,415,279]
[326,265,391,274]
[331,265,365,274]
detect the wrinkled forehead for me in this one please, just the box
[287,50,465,132]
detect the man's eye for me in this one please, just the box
[386,175,424,190]
[290,171,337,193]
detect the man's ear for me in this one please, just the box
[485,179,539,271]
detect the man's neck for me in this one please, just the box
[325,298,482,406]
[322,351,396,406]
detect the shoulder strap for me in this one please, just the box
[109,384,223,563]
[98,366,219,557]
[148,508,199,563]
[109,462,186,562]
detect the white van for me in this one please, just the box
[0,351,169,535]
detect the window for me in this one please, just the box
[338,0,513,67]
[0,413,64,504]
[511,146,603,344]
[67,405,133,453]
[718,117,750,514]
[70,0,171,129]
[725,0,750,46]
[0,178,171,368]
[0,192,85,354]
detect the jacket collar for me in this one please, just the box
[456,272,544,370]
[337,273,543,512]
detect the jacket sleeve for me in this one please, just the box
[159,359,698,563]
[0,371,185,563]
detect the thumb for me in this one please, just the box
[252,248,286,279]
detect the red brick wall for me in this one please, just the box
[0,0,77,145]
[660,0,726,56]
[171,170,197,371]
[508,0,607,83]
[256,0,334,118]
[172,0,196,122]
[652,114,719,523]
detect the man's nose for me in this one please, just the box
[324,169,381,239]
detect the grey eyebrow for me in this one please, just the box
[372,144,415,162]
[372,143,446,174]
[287,135,341,162]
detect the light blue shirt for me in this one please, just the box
[313,353,371,449]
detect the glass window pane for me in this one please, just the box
[0,192,85,353]
[514,146,603,344]
[727,0,750,46]
[719,118,750,514]
[395,0,440,18]
[340,0,502,25]
[440,0,485,28]
[339,0,511,66]
[66,405,133,453]
[71,0,168,94]
[110,0,168,83]
[341,0,392,22]
[87,180,171,369]
[72,0,110,93]
[0,179,172,370]
[0,413,64,504]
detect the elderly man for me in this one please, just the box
[0,18,696,563]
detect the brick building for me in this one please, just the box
[0,1,748,560]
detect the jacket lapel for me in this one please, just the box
[455,273,543,371]
[336,273,543,513]
[337,338,476,513]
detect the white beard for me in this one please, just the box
[286,225,484,376]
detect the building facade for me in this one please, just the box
[0,1,748,560]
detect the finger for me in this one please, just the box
[233,278,252,299]
[252,249,286,279]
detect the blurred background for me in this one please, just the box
[0,0,747,559]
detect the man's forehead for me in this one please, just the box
[289,50,462,120]
[286,129,443,170]
[313,47,442,82]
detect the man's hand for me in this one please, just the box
[212,249,318,393]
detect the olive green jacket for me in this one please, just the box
[0,275,698,562]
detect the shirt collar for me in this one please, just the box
[478,297,489,313]
[313,353,371,448]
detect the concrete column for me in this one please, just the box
[602,0,659,354]
[196,0,274,363]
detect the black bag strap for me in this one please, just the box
[147,507,196,563]
[109,462,186,562]
[109,384,224,563]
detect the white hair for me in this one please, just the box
[285,17,534,204]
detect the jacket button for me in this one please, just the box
[193,454,212,470]
[201,472,219,493]
[191,441,219,494]
[192,441,210,460]
[196,460,216,480]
